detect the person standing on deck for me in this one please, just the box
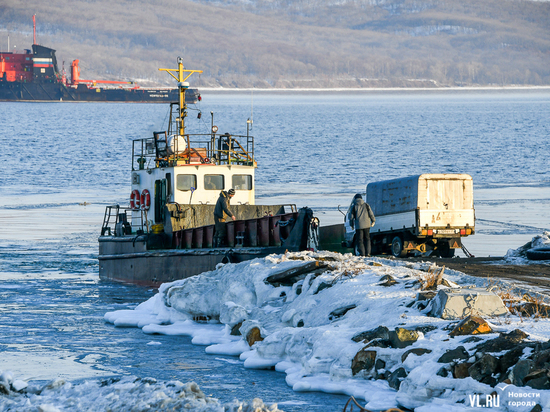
[213,188,236,247]
[349,193,376,256]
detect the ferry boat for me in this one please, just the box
[0,16,198,103]
[98,58,319,287]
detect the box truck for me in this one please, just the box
[343,174,475,257]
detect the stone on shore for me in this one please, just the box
[246,327,264,347]
[351,348,377,375]
[389,327,420,349]
[449,316,493,337]
[352,326,390,343]
[438,346,470,363]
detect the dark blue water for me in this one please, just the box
[3,90,549,195]
[0,275,349,410]
[1,90,550,409]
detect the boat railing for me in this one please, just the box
[132,132,254,171]
[101,205,147,236]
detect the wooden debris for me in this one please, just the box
[420,265,447,290]
[265,260,328,286]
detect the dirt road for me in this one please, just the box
[408,256,550,292]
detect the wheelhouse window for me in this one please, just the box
[176,174,197,191]
[204,174,224,190]
[232,175,252,190]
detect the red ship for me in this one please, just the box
[0,16,198,103]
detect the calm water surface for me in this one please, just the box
[1,90,549,409]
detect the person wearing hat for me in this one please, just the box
[349,193,376,256]
[213,188,236,247]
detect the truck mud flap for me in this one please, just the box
[448,238,462,249]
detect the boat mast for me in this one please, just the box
[33,15,36,45]
[159,58,202,138]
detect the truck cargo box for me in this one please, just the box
[368,174,473,215]
[364,174,475,257]
[367,173,474,230]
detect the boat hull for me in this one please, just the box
[0,81,197,103]
[98,236,288,287]
[99,207,318,287]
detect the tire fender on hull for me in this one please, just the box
[526,247,550,261]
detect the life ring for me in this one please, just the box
[140,189,151,210]
[130,189,141,210]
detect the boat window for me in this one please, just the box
[176,174,197,191]
[232,175,252,190]
[204,174,224,190]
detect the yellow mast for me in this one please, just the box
[159,58,202,137]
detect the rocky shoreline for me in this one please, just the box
[103,249,550,411]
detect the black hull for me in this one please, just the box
[0,81,197,103]
[98,236,290,287]
[98,207,318,288]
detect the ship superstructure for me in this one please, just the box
[98,58,318,286]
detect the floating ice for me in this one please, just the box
[0,374,281,412]
[504,231,550,263]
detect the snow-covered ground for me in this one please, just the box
[99,233,550,411]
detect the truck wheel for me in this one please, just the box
[438,243,455,258]
[391,236,407,258]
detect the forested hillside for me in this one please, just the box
[1,0,549,87]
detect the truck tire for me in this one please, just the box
[391,236,407,258]
[438,243,456,258]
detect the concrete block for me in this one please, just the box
[430,288,508,320]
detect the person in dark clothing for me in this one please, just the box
[213,188,236,246]
[349,193,376,256]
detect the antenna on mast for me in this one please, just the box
[158,58,202,138]
[33,15,37,45]
[249,90,253,131]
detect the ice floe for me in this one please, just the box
[504,230,550,263]
[0,374,281,412]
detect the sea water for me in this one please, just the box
[0,90,549,410]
